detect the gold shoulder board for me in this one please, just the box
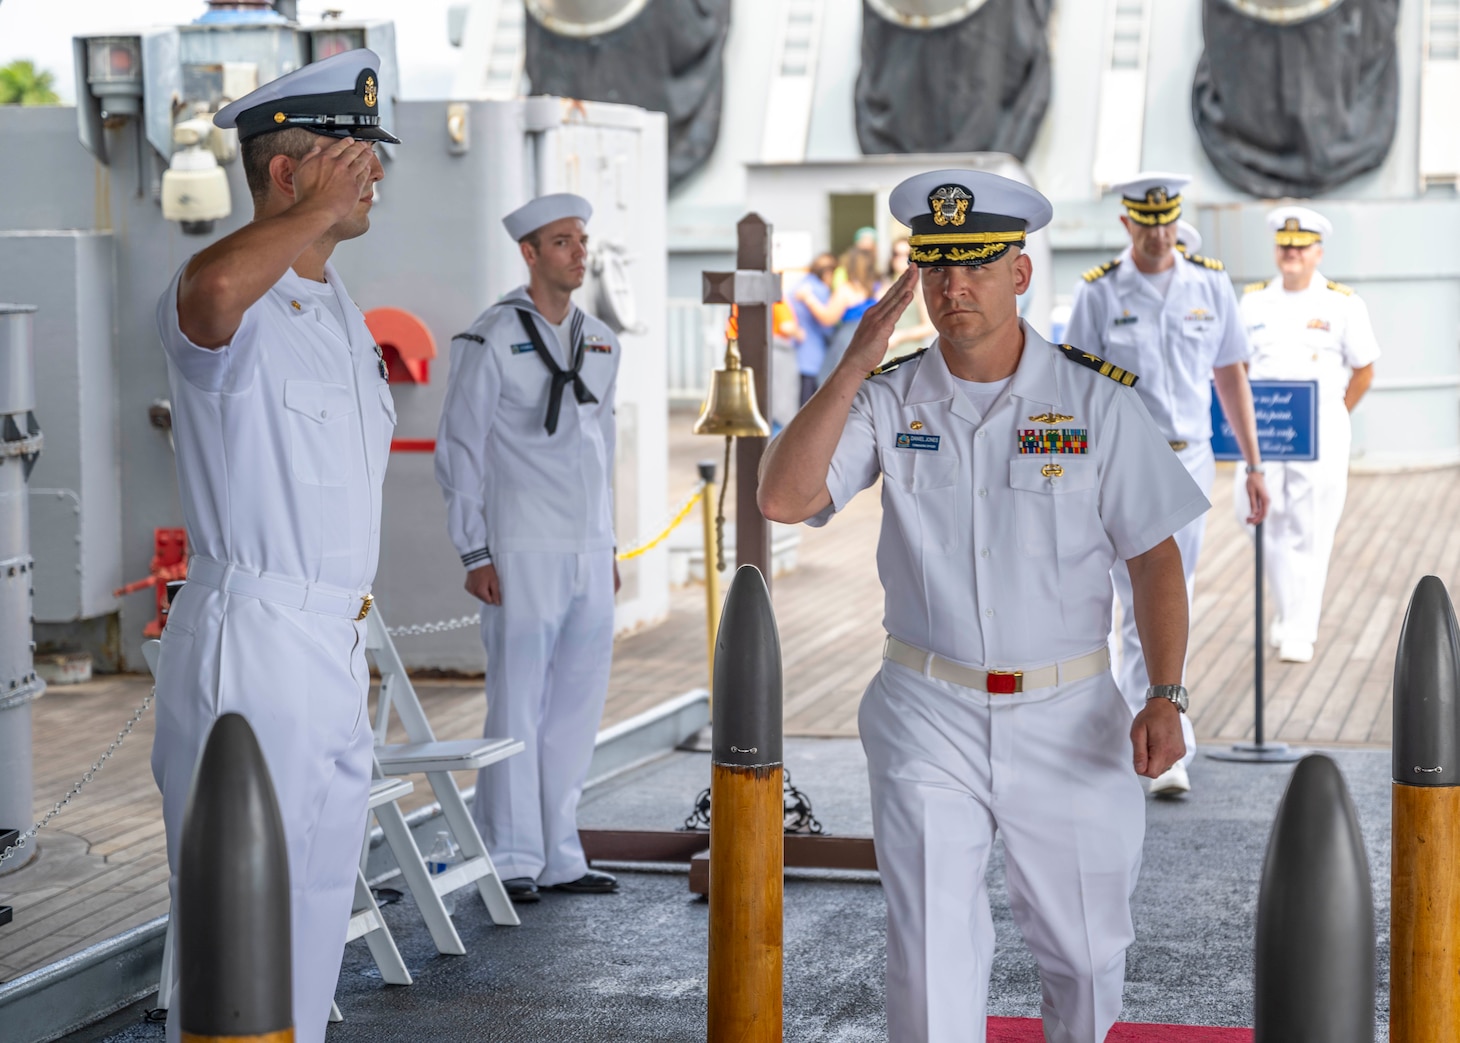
[1244,280,1269,294]
[869,348,928,378]
[1185,252,1225,271]
[1082,258,1121,283]
[1057,344,1139,387]
[1326,280,1355,296]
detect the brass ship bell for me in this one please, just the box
[693,338,770,438]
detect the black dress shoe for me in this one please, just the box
[503,876,541,903]
[548,870,619,894]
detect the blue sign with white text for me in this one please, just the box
[1209,380,1318,462]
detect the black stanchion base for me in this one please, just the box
[0,904,11,927]
[1206,742,1309,764]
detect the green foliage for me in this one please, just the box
[0,60,61,106]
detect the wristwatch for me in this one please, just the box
[1245,462,1266,474]
[1146,684,1189,714]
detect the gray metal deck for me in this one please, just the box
[63,739,1393,1042]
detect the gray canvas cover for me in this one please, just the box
[525,0,730,188]
[1192,0,1400,198]
[854,0,1052,159]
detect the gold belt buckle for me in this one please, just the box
[986,669,1023,695]
[1168,440,1189,452]
[356,592,374,621]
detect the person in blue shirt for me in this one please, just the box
[791,252,842,404]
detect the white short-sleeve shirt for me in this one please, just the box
[157,261,396,593]
[808,322,1209,669]
[1065,247,1250,444]
[1240,274,1380,409]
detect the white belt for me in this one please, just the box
[883,635,1110,695]
[185,556,374,621]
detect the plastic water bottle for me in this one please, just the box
[424,830,459,915]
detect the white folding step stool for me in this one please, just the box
[365,608,523,955]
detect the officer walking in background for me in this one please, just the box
[760,169,1208,1043]
[1235,206,1378,663]
[435,193,621,904]
[151,50,397,1043]
[1065,172,1270,797]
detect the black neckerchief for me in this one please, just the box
[515,308,598,435]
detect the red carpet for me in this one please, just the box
[987,1017,1253,1041]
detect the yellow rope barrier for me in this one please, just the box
[616,483,706,561]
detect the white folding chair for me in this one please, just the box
[365,607,522,955]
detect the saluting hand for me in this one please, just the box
[831,263,920,379]
[292,137,376,223]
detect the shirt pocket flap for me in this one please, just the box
[283,379,357,424]
[883,449,958,491]
[1008,457,1096,494]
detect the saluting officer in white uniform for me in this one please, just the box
[435,194,620,903]
[760,170,1207,1043]
[1065,172,1270,797]
[151,50,396,1043]
[1233,206,1378,663]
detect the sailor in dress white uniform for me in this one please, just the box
[151,49,397,1043]
[1233,206,1378,663]
[759,170,1208,1043]
[1065,172,1270,796]
[435,193,621,902]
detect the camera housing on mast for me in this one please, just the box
[161,118,233,235]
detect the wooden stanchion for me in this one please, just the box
[699,460,722,692]
[1390,575,1460,1041]
[1253,755,1374,1042]
[178,713,293,1043]
[707,565,783,1043]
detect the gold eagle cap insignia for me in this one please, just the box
[364,75,377,108]
[1029,412,1074,424]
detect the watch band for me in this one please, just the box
[1146,684,1189,713]
[1246,462,1266,474]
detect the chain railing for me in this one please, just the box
[0,482,714,866]
[0,686,156,869]
[387,480,709,639]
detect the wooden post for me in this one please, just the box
[734,216,774,588]
[707,565,783,1043]
[178,713,293,1043]
[699,459,723,690]
[1253,755,1374,1041]
[1390,575,1460,1042]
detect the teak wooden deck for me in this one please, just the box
[2,406,1449,983]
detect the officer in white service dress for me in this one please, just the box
[150,50,396,1043]
[1233,206,1378,663]
[1065,172,1270,797]
[435,193,620,903]
[760,170,1208,1043]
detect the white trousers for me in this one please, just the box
[860,660,1145,1043]
[1232,410,1351,646]
[1110,441,1210,768]
[151,583,373,1043]
[476,549,615,884]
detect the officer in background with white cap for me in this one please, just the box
[150,49,396,1043]
[760,169,1207,1043]
[1065,172,1270,798]
[1234,206,1378,663]
[436,193,621,903]
[1176,218,1203,257]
